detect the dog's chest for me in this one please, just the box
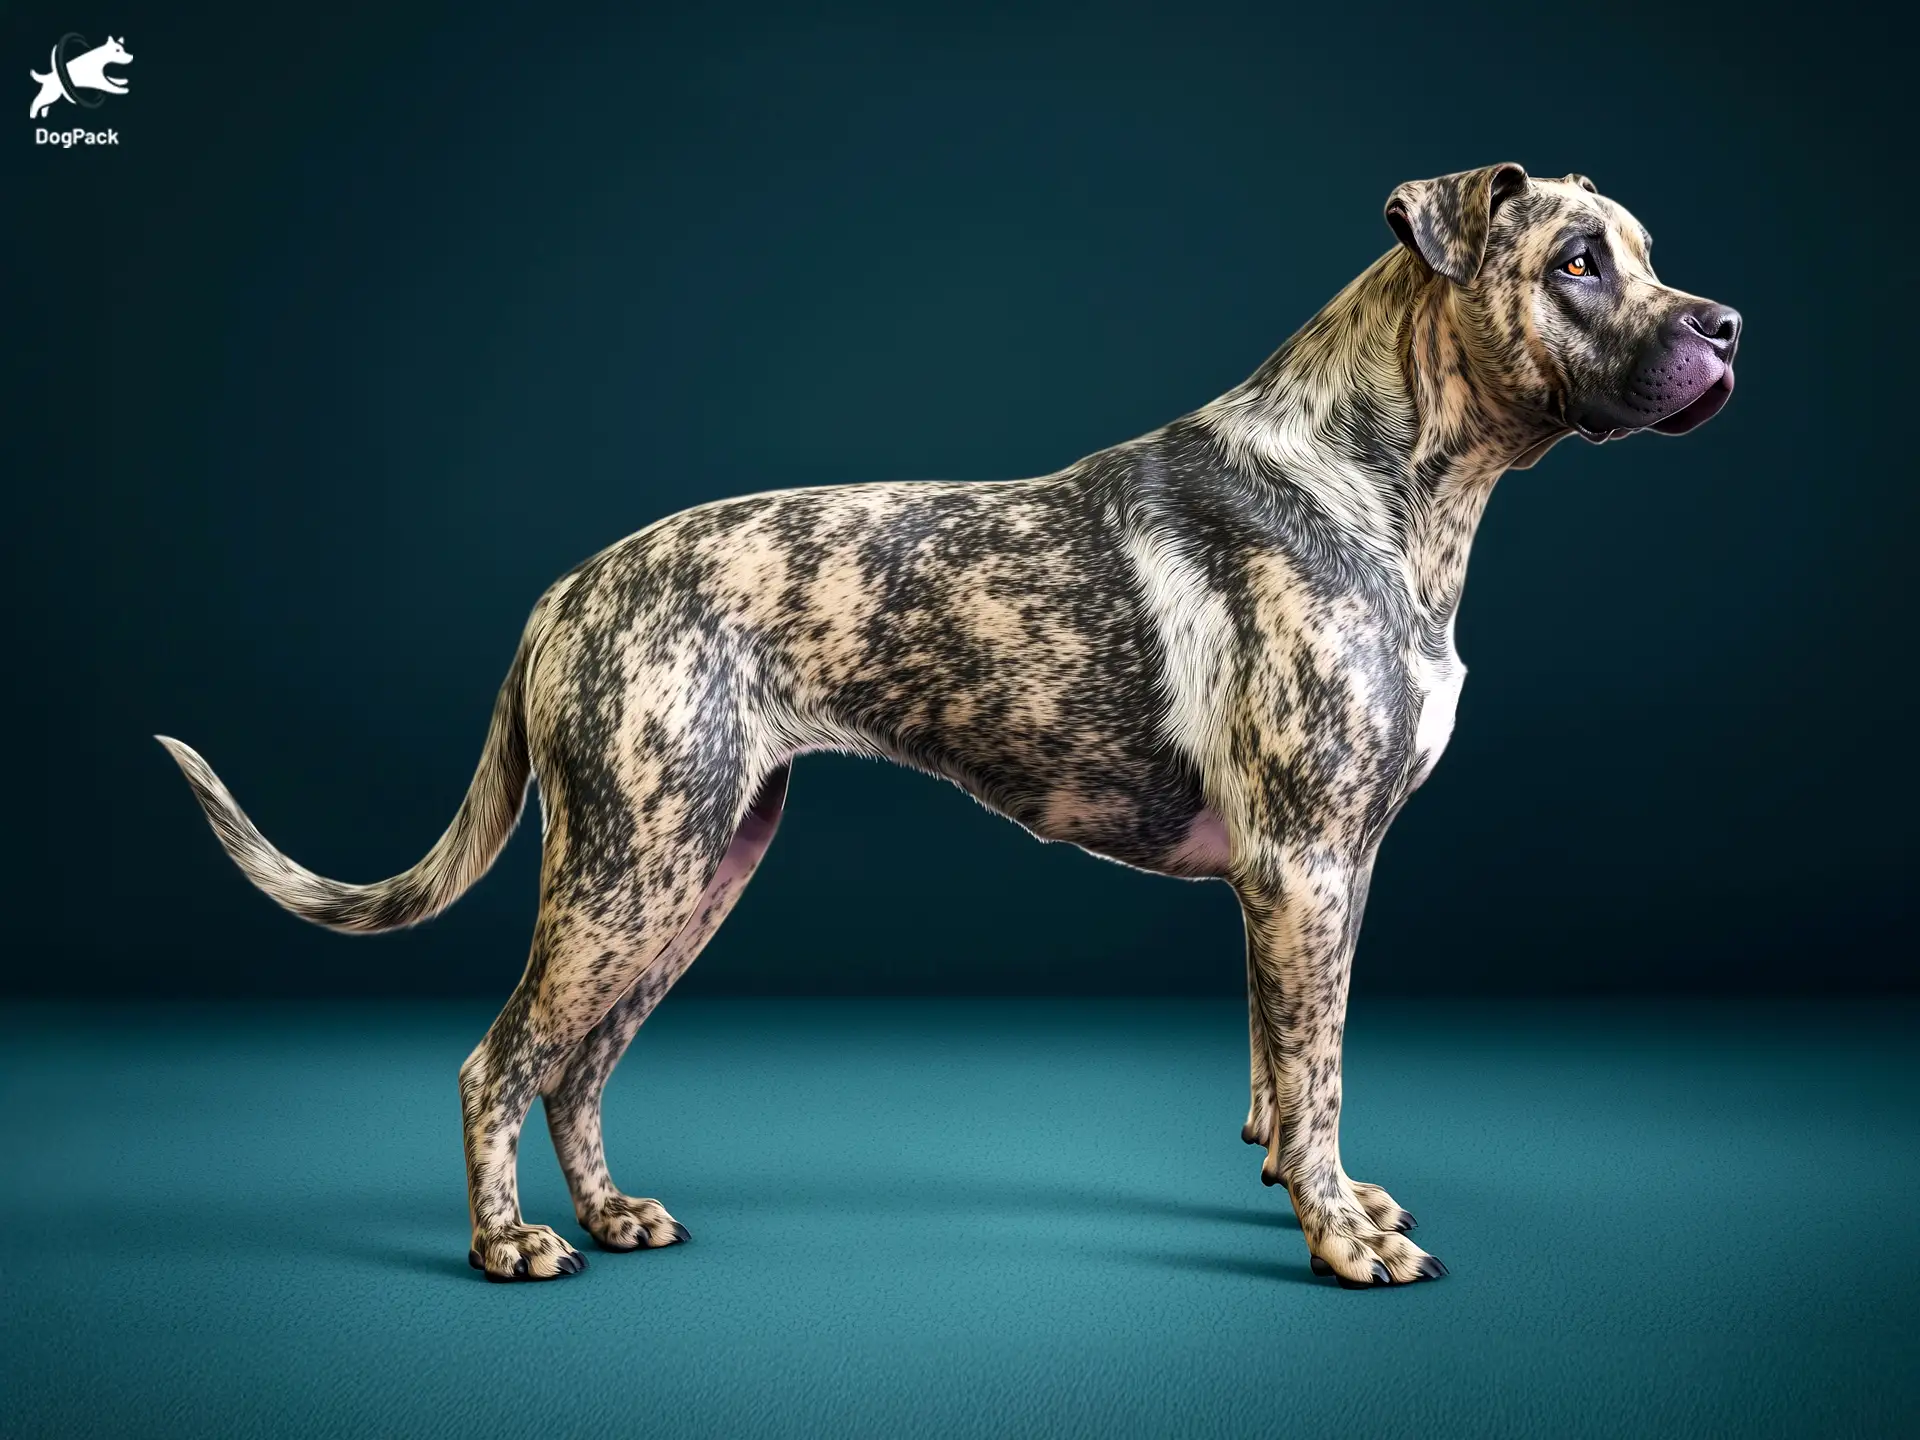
[1407,643,1465,786]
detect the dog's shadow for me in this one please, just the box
[778,1174,1321,1287]
[921,1176,1304,1233]
[14,1174,1313,1285]
[15,1190,476,1283]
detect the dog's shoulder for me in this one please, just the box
[1101,420,1411,637]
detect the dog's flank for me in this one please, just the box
[162,163,1738,1288]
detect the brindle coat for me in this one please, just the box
[161,163,1741,1287]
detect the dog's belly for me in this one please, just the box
[834,715,1218,877]
[1159,806,1232,875]
[1014,788,1228,877]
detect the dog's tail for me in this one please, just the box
[156,637,536,935]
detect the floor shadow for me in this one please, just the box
[3,1190,487,1281]
[706,1173,1303,1230]
[1117,1196,1299,1231]
[1084,1244,1322,1287]
[6,1173,1304,1283]
[357,1242,484,1283]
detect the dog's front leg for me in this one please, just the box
[1241,946,1279,1153]
[1235,839,1440,1286]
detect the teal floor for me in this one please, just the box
[2,998,1914,1439]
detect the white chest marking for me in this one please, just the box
[1410,649,1465,782]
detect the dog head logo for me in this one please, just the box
[29,33,132,119]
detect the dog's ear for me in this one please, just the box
[1384,163,1529,285]
[1566,173,1598,195]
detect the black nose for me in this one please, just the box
[1680,302,1742,354]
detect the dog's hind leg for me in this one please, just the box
[459,824,746,1280]
[457,655,767,1281]
[541,762,791,1252]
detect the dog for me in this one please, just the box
[161,163,1740,1287]
[29,35,131,119]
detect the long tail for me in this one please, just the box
[157,642,534,934]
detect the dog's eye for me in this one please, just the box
[1561,253,1593,277]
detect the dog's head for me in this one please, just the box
[99,35,132,65]
[1385,163,1739,457]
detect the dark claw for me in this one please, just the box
[1261,1169,1282,1188]
[1336,1261,1394,1287]
[512,1256,529,1278]
[555,1252,585,1275]
[1310,1255,1333,1276]
[668,1221,691,1244]
[1415,1255,1449,1281]
[468,1249,483,1270]
[1242,1123,1263,1145]
[1395,1213,1418,1232]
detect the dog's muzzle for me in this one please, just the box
[1574,301,1742,442]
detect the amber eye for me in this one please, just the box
[1562,253,1593,277]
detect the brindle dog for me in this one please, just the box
[161,163,1740,1288]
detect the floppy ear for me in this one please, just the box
[1384,162,1529,285]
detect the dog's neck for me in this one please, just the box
[1196,250,1561,626]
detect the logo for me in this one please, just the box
[29,33,131,145]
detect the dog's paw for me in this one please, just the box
[468,1223,588,1282]
[1290,1171,1443,1287]
[1348,1179,1418,1233]
[579,1194,690,1253]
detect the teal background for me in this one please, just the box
[3,0,1913,1000]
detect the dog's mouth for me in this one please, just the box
[1647,366,1734,435]
[1568,361,1736,444]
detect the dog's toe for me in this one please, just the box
[1334,1261,1393,1289]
